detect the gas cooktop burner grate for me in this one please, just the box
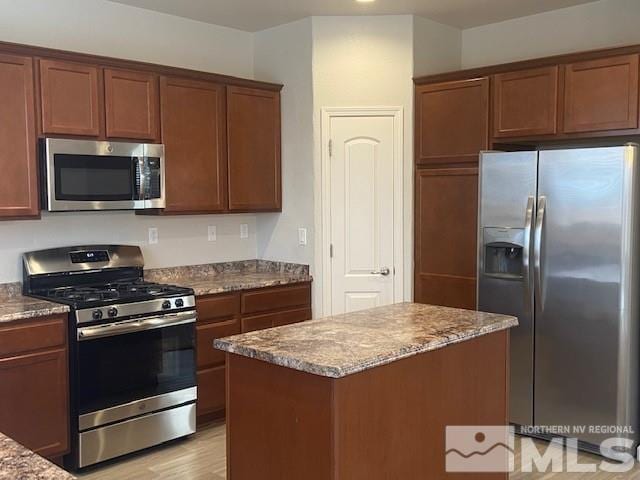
[38,280,192,308]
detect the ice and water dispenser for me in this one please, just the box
[483,227,525,279]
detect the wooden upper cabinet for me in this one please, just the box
[39,59,102,136]
[0,54,39,219]
[493,66,558,138]
[160,76,227,213]
[415,77,489,165]
[562,54,639,133]
[227,86,281,211]
[105,68,159,141]
[414,168,478,310]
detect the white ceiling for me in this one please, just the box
[110,0,599,32]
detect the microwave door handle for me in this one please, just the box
[136,157,147,200]
[522,196,535,310]
[533,196,546,313]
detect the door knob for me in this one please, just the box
[371,267,391,276]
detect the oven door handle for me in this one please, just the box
[77,311,197,341]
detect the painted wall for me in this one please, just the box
[0,0,258,283]
[0,0,254,77]
[0,213,257,283]
[253,19,315,270]
[462,0,640,68]
[413,15,462,77]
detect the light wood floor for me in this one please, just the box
[77,422,640,479]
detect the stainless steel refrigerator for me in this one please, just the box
[478,145,640,451]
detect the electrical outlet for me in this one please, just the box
[208,225,217,242]
[148,227,158,245]
[240,224,249,239]
[298,228,307,246]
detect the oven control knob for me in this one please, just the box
[108,307,118,318]
[175,298,184,308]
[162,300,172,310]
[92,309,103,320]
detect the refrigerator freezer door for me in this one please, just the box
[478,151,538,426]
[535,146,639,448]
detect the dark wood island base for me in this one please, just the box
[225,328,509,480]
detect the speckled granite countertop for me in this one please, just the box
[145,259,311,296]
[0,431,75,480]
[214,303,518,378]
[0,283,69,324]
[0,260,308,324]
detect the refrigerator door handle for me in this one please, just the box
[534,196,547,312]
[523,196,535,310]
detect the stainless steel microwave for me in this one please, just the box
[41,138,165,211]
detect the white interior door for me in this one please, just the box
[328,115,396,314]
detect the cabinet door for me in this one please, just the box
[197,365,226,417]
[227,86,281,211]
[493,66,558,138]
[160,77,227,213]
[562,54,639,133]
[0,54,39,218]
[39,59,102,136]
[0,349,69,458]
[105,68,159,141]
[415,78,489,165]
[414,168,478,309]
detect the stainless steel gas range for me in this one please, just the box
[22,245,197,469]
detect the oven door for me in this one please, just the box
[76,311,196,422]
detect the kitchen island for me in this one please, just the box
[214,302,518,480]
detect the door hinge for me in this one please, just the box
[329,244,334,258]
[328,139,333,157]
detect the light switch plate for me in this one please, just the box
[240,224,249,239]
[148,227,158,245]
[298,228,307,246]
[208,225,217,242]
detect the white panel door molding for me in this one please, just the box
[321,107,404,315]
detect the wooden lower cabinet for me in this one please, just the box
[226,330,509,480]
[414,167,478,309]
[195,283,312,424]
[0,315,69,459]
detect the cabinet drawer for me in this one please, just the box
[0,315,66,358]
[197,365,226,416]
[197,318,240,368]
[242,307,311,333]
[196,293,240,323]
[241,284,310,315]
